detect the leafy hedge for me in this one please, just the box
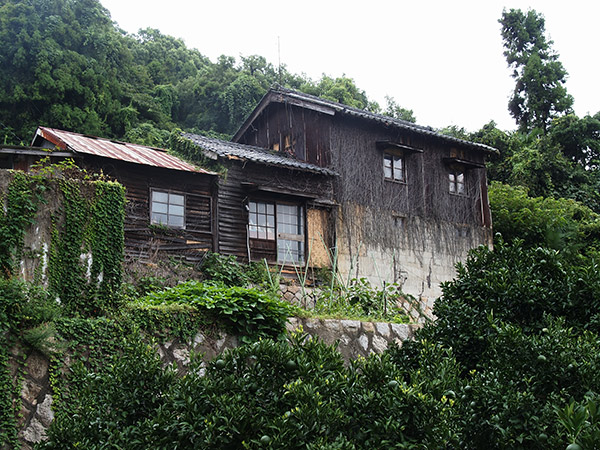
[489,182,600,256]
[13,238,600,449]
[41,331,462,449]
[138,281,296,342]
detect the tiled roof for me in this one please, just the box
[34,127,215,174]
[181,133,337,176]
[234,87,499,155]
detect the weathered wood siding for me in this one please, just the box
[84,157,216,260]
[215,160,334,262]
[237,103,331,167]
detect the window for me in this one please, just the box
[449,171,466,195]
[151,190,185,228]
[248,200,305,264]
[384,153,405,182]
[276,203,304,264]
[248,201,275,240]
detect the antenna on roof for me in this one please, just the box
[278,36,282,85]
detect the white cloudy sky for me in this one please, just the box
[99,0,599,132]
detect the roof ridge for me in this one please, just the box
[263,87,498,154]
[39,126,168,153]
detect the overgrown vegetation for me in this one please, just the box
[2,2,600,448]
[33,237,600,449]
[0,171,45,277]
[312,277,412,324]
[137,281,295,342]
[0,0,411,146]
[489,182,600,256]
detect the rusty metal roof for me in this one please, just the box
[34,127,215,175]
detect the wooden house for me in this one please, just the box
[177,134,336,269]
[224,87,497,306]
[28,127,218,260]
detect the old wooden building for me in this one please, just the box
[7,85,496,310]
[227,87,497,304]
[178,134,336,269]
[29,127,218,260]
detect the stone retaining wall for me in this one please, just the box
[286,317,420,361]
[13,318,419,448]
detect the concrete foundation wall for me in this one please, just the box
[336,211,493,318]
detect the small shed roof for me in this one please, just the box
[233,87,499,155]
[181,133,337,176]
[33,127,215,175]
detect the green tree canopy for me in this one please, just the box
[500,8,574,133]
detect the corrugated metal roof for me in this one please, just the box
[35,127,215,175]
[234,87,499,155]
[181,133,337,176]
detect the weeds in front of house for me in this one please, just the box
[281,238,414,324]
[311,277,412,324]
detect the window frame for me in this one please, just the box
[247,199,305,264]
[150,189,186,229]
[383,152,406,183]
[448,170,466,196]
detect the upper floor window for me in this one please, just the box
[151,190,185,228]
[384,153,405,182]
[449,171,466,195]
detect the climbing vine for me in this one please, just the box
[0,171,45,278]
[49,178,126,316]
[169,130,227,175]
[49,180,88,314]
[89,181,125,310]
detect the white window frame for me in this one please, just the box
[248,200,305,264]
[384,152,406,182]
[449,170,466,195]
[150,189,186,229]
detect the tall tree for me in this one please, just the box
[499,9,573,133]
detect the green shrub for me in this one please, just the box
[557,394,600,449]
[200,252,272,288]
[455,318,600,448]
[423,238,600,369]
[489,182,600,256]
[43,331,459,449]
[40,335,176,449]
[139,281,296,341]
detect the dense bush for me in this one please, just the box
[138,281,296,341]
[421,238,600,370]
[42,331,462,449]
[200,252,272,288]
[314,277,411,323]
[489,182,600,256]
[454,318,600,448]
[40,336,176,449]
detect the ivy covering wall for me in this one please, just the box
[0,169,126,445]
[0,169,126,313]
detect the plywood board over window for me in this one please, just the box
[307,208,330,268]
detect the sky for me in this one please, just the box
[99,0,600,133]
